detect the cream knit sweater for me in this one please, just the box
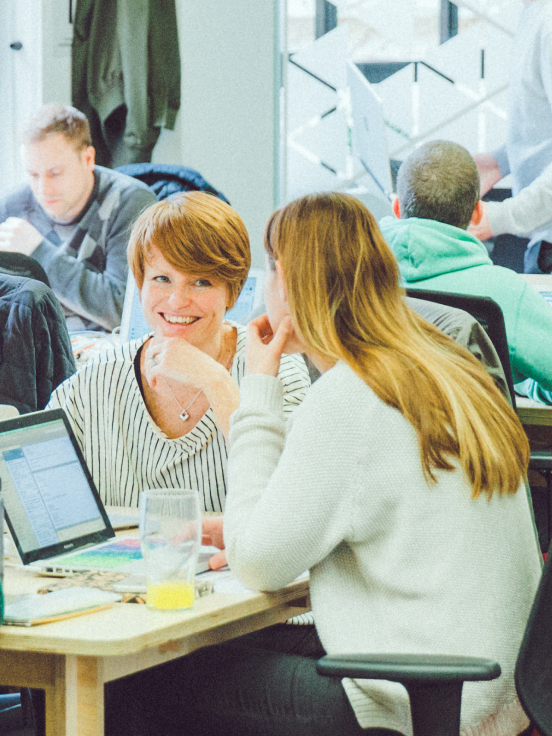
[225,362,541,736]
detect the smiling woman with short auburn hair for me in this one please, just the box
[47,193,310,552]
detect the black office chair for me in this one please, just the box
[405,289,516,410]
[406,288,552,550]
[0,687,37,734]
[317,539,552,735]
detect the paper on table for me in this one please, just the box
[196,569,310,595]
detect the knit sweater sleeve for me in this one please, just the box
[224,373,356,592]
[486,159,552,237]
[487,22,552,238]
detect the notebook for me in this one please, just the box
[0,408,211,575]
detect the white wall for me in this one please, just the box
[172,1,282,266]
[41,0,72,106]
[40,0,283,268]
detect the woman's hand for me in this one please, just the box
[202,516,227,570]
[246,315,294,376]
[144,337,225,391]
[144,336,240,440]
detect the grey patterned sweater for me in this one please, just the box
[0,166,156,331]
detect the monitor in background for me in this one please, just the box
[119,268,266,343]
[347,61,394,199]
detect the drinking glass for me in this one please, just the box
[139,489,201,611]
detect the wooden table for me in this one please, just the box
[0,566,310,736]
[517,396,552,429]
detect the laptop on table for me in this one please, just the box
[0,409,211,575]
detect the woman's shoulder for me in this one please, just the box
[90,334,151,365]
[299,361,380,417]
[56,335,147,393]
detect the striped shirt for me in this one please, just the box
[47,323,310,510]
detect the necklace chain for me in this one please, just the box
[163,380,203,422]
[154,333,230,422]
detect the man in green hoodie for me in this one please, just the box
[379,139,552,404]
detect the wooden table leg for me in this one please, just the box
[44,656,68,736]
[76,656,105,736]
[44,655,105,736]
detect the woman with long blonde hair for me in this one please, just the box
[128,193,540,736]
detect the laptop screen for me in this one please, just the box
[347,61,393,198]
[0,409,113,564]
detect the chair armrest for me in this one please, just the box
[316,654,501,683]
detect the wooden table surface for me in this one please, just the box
[0,564,310,736]
[516,396,552,427]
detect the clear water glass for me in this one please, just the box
[139,489,201,611]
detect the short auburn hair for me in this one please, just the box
[21,104,92,150]
[127,191,251,309]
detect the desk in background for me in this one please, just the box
[516,275,552,441]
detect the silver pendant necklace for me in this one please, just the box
[163,379,203,422]
[151,334,229,422]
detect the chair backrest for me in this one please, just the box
[406,289,517,411]
[515,541,552,736]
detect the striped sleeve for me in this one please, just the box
[278,353,311,415]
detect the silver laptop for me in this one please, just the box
[347,60,394,199]
[0,409,211,575]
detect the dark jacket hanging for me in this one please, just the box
[72,0,181,167]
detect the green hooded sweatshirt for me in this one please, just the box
[379,216,552,400]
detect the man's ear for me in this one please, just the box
[83,145,96,171]
[470,200,484,226]
[392,196,401,219]
[275,260,288,303]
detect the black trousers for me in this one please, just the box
[105,624,403,736]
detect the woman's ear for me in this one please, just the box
[275,260,287,303]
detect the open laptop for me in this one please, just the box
[0,408,211,575]
[119,267,266,343]
[347,60,394,199]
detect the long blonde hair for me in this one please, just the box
[266,192,528,498]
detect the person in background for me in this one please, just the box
[380,139,552,405]
[470,0,552,273]
[48,192,310,571]
[0,103,156,331]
